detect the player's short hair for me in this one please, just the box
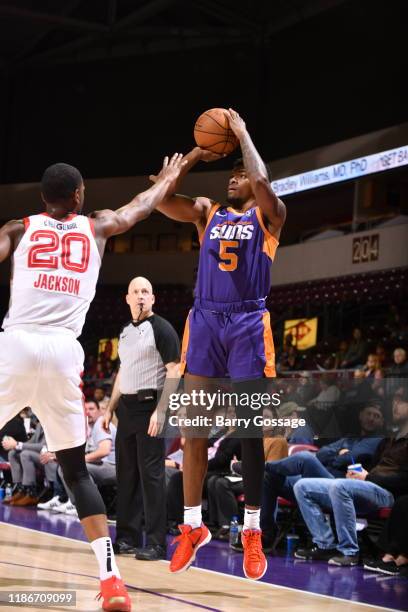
[232,157,245,172]
[232,157,273,181]
[41,163,83,203]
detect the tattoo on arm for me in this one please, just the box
[239,132,268,179]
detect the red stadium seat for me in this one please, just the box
[376,507,392,520]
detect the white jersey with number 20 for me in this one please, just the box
[3,212,101,337]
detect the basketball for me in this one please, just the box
[194,108,239,155]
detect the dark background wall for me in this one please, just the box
[0,0,407,184]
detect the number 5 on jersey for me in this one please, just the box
[219,240,239,271]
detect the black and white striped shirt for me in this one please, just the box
[118,314,180,394]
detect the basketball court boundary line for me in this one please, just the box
[0,521,220,612]
[0,521,404,612]
[165,561,404,612]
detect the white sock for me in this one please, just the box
[184,505,202,529]
[90,537,121,581]
[244,508,260,531]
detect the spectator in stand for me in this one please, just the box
[278,402,314,445]
[0,413,27,461]
[386,348,408,400]
[262,408,289,462]
[281,379,303,405]
[364,354,384,380]
[260,403,384,548]
[2,421,58,506]
[93,386,110,413]
[278,345,301,372]
[294,390,408,566]
[334,341,348,370]
[390,348,408,377]
[340,328,367,368]
[375,344,390,369]
[364,494,408,578]
[308,374,340,410]
[363,354,384,397]
[103,360,116,385]
[36,453,68,512]
[338,368,383,435]
[94,362,107,382]
[297,372,318,405]
[307,374,341,433]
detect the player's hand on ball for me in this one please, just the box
[225,108,246,139]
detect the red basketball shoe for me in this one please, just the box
[97,576,131,611]
[241,529,267,580]
[170,523,212,573]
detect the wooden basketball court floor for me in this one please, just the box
[0,521,404,612]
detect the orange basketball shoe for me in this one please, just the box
[97,576,131,611]
[170,523,212,573]
[241,529,267,580]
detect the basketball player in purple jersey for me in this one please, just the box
[155,109,286,579]
[0,153,185,611]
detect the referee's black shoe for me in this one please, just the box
[135,545,167,561]
[113,540,137,555]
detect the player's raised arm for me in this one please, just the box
[226,108,286,236]
[91,153,186,239]
[152,147,221,224]
[0,220,24,263]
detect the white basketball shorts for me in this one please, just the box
[0,326,87,452]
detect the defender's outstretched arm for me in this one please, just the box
[91,153,187,238]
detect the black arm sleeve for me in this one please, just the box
[151,315,180,365]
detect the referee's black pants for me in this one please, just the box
[115,394,166,548]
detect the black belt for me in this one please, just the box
[122,389,158,402]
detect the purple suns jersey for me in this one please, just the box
[195,204,278,305]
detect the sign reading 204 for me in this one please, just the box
[352,234,380,264]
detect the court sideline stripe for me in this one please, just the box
[0,523,221,612]
[1,521,403,612]
[159,561,404,612]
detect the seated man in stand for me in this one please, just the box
[294,390,408,566]
[2,420,58,506]
[260,403,384,547]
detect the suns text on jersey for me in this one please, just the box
[209,223,254,240]
[33,273,80,295]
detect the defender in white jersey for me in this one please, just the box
[0,156,185,612]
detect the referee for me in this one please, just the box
[104,276,180,561]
